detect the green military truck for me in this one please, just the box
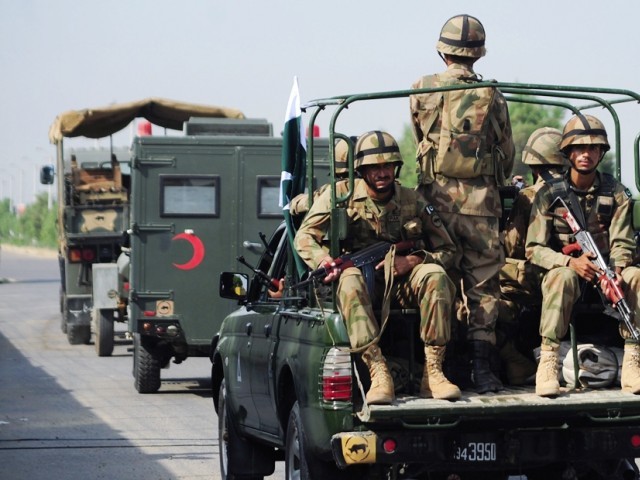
[43,99,246,356]
[128,115,330,393]
[210,84,640,479]
[45,110,133,349]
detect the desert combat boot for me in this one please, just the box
[535,344,560,397]
[361,344,395,405]
[621,343,640,394]
[420,345,461,400]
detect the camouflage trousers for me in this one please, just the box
[439,211,504,344]
[498,258,546,326]
[540,265,640,347]
[337,264,455,350]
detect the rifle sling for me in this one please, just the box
[540,170,588,229]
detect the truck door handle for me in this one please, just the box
[264,324,272,338]
[245,323,253,336]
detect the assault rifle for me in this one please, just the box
[294,239,416,288]
[555,197,640,341]
[237,256,280,292]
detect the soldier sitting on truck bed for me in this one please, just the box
[289,137,354,218]
[498,127,567,385]
[294,130,461,404]
[526,114,640,397]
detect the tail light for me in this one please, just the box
[68,247,96,263]
[69,248,82,262]
[322,347,352,402]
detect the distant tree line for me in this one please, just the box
[0,193,57,249]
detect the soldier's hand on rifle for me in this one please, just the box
[568,252,602,282]
[268,278,285,299]
[319,256,341,283]
[376,254,422,277]
[600,270,624,301]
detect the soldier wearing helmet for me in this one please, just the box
[526,114,640,397]
[289,137,354,217]
[497,127,565,386]
[295,130,461,403]
[409,14,515,394]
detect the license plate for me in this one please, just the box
[452,441,497,462]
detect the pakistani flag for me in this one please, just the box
[279,76,307,276]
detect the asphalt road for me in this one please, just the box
[0,247,224,480]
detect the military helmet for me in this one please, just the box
[436,14,486,58]
[333,138,350,175]
[354,131,403,170]
[560,114,610,153]
[522,127,566,167]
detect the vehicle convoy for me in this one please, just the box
[210,83,640,479]
[43,98,250,357]
[128,113,330,393]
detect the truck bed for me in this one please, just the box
[361,386,640,424]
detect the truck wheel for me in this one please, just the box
[285,401,353,480]
[217,382,269,480]
[60,293,68,334]
[94,309,115,357]
[133,333,161,393]
[67,322,91,345]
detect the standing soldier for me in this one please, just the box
[499,127,566,385]
[410,14,515,393]
[526,114,640,397]
[294,130,460,404]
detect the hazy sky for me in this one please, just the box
[2,0,639,204]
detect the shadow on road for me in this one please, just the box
[0,330,187,480]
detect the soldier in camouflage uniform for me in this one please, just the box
[498,127,566,385]
[289,137,354,217]
[294,131,461,404]
[409,14,515,393]
[526,114,640,397]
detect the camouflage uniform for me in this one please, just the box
[410,61,515,343]
[526,171,640,346]
[294,178,457,349]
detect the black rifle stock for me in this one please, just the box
[294,239,416,288]
[555,197,640,341]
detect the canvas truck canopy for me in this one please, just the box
[48,97,245,143]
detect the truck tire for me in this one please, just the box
[67,322,91,345]
[94,309,115,357]
[60,292,67,334]
[133,333,161,393]
[217,382,271,480]
[285,401,355,480]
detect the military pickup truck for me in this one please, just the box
[210,84,640,480]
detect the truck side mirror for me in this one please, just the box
[40,165,55,185]
[219,272,248,300]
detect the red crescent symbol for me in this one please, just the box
[172,233,205,270]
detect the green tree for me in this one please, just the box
[0,194,57,248]
[398,124,418,188]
